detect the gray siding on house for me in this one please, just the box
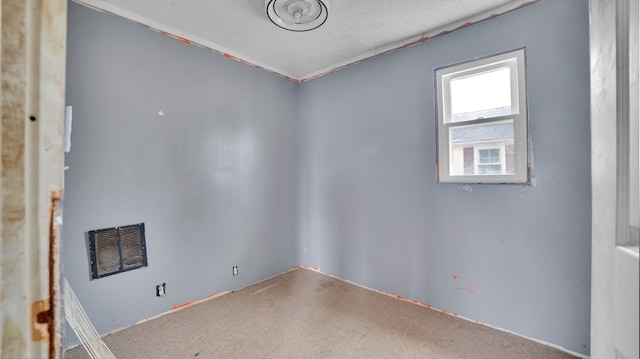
[298,0,591,355]
[63,2,300,347]
[451,122,514,143]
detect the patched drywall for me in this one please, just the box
[63,2,299,347]
[298,0,591,355]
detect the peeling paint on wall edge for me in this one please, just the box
[224,53,257,67]
[72,0,298,82]
[297,266,590,359]
[298,0,543,81]
[401,37,429,49]
[174,35,191,44]
[72,0,542,83]
[73,1,105,13]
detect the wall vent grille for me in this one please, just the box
[89,223,147,279]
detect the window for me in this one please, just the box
[435,48,528,183]
[88,223,147,279]
[477,147,502,174]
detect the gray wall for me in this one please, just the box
[298,0,591,355]
[65,0,591,355]
[63,2,299,346]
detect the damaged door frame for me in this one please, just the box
[1,1,67,358]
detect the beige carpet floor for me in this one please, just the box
[65,268,577,359]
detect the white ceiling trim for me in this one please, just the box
[72,0,540,83]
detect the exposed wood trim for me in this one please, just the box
[589,0,618,357]
[616,0,631,247]
[1,0,66,358]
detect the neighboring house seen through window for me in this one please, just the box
[435,48,528,183]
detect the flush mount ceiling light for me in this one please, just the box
[266,0,328,32]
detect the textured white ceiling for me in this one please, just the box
[73,0,537,81]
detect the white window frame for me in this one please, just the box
[475,144,506,175]
[435,48,528,183]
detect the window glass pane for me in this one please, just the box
[449,67,512,122]
[450,120,514,144]
[478,164,502,174]
[436,48,527,183]
[449,120,515,176]
[479,148,500,163]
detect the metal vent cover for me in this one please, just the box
[89,223,147,279]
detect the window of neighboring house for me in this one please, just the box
[435,48,528,183]
[477,147,502,174]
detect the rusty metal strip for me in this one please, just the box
[48,194,63,358]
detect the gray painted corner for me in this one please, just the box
[63,2,300,347]
[298,0,590,355]
[64,0,591,356]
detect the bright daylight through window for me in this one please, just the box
[435,48,528,183]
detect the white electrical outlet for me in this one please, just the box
[232,266,238,276]
[156,283,166,297]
